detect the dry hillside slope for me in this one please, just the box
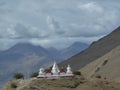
[59,26,120,70]
[3,78,120,90]
[80,45,120,82]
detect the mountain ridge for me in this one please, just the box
[59,26,120,70]
[57,42,88,61]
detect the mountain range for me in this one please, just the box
[0,41,88,89]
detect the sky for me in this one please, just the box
[0,0,120,50]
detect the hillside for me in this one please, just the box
[3,78,120,90]
[59,26,120,70]
[80,45,120,82]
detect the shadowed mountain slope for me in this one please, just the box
[59,26,120,70]
[58,42,88,60]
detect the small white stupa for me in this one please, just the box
[66,64,73,75]
[38,67,46,78]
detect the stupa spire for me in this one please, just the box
[51,61,60,74]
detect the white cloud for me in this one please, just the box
[46,15,65,35]
[0,0,120,50]
[78,2,103,13]
[29,35,104,49]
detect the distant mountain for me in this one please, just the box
[0,43,54,89]
[0,43,51,63]
[0,42,88,88]
[59,42,88,60]
[59,26,120,70]
[47,47,59,57]
[0,43,53,75]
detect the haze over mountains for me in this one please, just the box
[0,41,88,89]
[59,26,120,70]
[2,26,120,90]
[1,25,120,90]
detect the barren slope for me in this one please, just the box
[80,45,120,82]
[3,78,120,90]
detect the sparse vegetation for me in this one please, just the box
[102,60,108,66]
[80,77,85,81]
[96,75,101,79]
[30,72,38,78]
[10,82,17,88]
[73,71,81,75]
[3,78,120,90]
[13,73,24,79]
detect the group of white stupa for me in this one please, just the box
[37,62,74,79]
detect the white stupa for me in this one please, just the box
[66,64,73,75]
[39,67,45,74]
[51,61,60,75]
[38,67,46,78]
[37,62,74,79]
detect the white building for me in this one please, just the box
[37,62,74,79]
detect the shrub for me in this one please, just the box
[30,72,38,78]
[13,73,24,79]
[102,60,108,66]
[96,75,101,79]
[10,82,17,88]
[73,71,81,75]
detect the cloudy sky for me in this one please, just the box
[0,0,120,50]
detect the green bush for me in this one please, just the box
[73,71,81,75]
[13,73,24,79]
[30,72,38,78]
